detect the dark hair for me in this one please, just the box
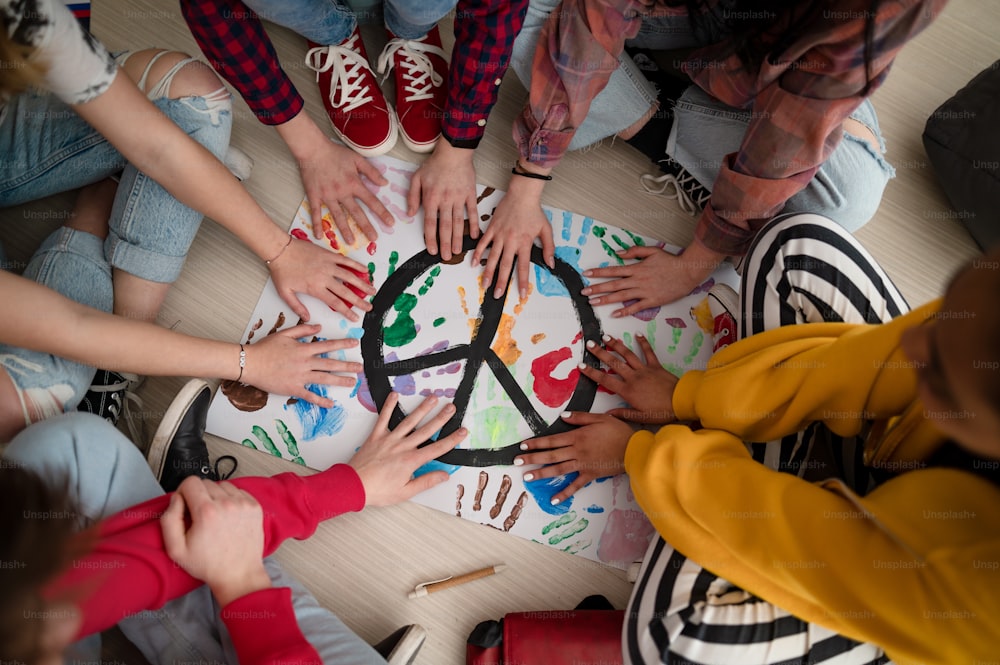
[0,464,85,664]
[682,0,882,96]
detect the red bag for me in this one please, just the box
[466,609,624,665]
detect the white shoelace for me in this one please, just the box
[377,38,447,102]
[305,33,376,113]
[640,172,701,216]
[88,371,145,442]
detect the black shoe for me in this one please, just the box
[146,379,237,492]
[78,369,143,440]
[373,625,427,665]
[640,155,712,216]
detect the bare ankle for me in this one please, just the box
[618,102,660,141]
[65,179,117,239]
[112,269,169,323]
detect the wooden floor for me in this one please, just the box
[1,1,996,663]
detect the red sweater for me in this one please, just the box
[46,465,367,665]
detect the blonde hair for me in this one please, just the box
[0,28,48,97]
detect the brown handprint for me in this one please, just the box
[456,470,527,532]
[221,312,300,412]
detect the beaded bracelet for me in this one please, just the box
[511,163,553,181]
[237,344,247,382]
[265,235,293,265]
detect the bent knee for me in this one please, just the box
[120,49,230,100]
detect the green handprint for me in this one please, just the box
[241,419,306,466]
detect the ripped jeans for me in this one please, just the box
[0,51,231,428]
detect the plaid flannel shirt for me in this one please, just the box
[513,0,948,256]
[181,0,527,148]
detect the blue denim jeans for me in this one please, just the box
[0,229,112,425]
[0,52,231,425]
[509,0,726,149]
[241,0,458,43]
[3,413,386,665]
[667,86,895,233]
[510,0,894,232]
[0,55,232,283]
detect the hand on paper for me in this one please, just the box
[407,141,480,261]
[472,186,555,301]
[514,412,634,504]
[298,139,394,245]
[581,335,679,425]
[582,242,725,317]
[267,237,375,322]
[242,325,362,407]
[350,393,468,507]
[160,477,272,607]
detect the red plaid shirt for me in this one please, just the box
[181,0,528,148]
[514,0,948,256]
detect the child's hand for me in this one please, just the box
[350,393,467,507]
[513,412,634,504]
[243,325,362,407]
[160,478,272,607]
[580,335,679,424]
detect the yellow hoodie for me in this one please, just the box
[625,301,1000,665]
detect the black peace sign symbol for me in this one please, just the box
[361,235,603,466]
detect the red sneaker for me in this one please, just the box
[377,26,449,153]
[305,28,397,157]
[707,283,739,352]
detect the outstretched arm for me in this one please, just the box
[72,68,374,321]
[180,0,394,246]
[47,395,466,638]
[626,423,997,665]
[0,272,358,406]
[408,0,529,260]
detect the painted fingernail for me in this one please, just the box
[551,497,561,505]
[519,442,528,451]
[513,458,524,466]
[577,362,587,370]
[524,473,535,481]
[585,340,596,349]
[561,411,572,419]
[602,333,611,342]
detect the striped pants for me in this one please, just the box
[625,214,910,665]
